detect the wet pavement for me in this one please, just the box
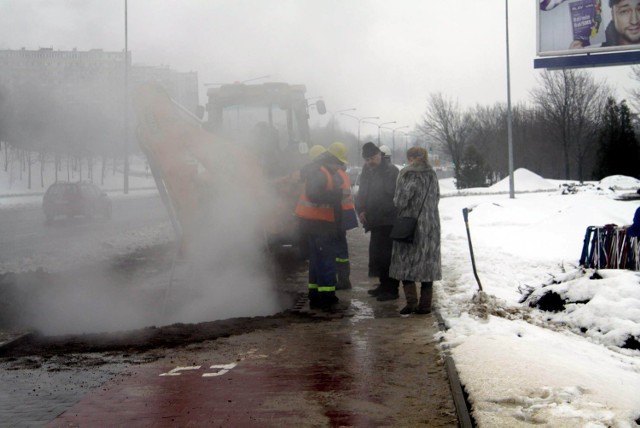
[0,230,459,427]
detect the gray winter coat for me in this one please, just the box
[389,164,442,282]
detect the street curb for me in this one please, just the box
[0,331,34,354]
[435,310,475,428]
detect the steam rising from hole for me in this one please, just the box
[21,137,290,335]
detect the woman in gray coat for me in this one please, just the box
[389,147,442,314]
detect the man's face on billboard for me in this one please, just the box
[613,0,640,45]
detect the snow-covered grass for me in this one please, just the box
[0,153,158,209]
[1,156,640,426]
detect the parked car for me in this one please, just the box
[43,181,112,222]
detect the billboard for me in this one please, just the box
[538,0,640,56]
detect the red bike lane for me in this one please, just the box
[45,307,457,427]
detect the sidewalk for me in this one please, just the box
[3,230,459,427]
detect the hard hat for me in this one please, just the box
[309,145,327,160]
[327,142,348,164]
[379,145,391,157]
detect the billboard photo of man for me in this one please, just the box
[603,0,640,46]
[538,0,640,54]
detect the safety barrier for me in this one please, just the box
[580,225,639,271]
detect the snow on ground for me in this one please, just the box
[438,169,640,426]
[2,160,640,426]
[0,155,158,209]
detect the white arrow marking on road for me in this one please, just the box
[202,363,237,377]
[159,365,202,376]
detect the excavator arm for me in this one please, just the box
[132,83,302,254]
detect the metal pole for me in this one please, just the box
[357,122,361,166]
[123,0,129,194]
[506,0,514,199]
[390,130,397,161]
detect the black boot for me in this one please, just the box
[320,292,344,312]
[335,261,352,290]
[376,291,399,302]
[308,288,321,309]
[376,278,399,301]
[367,283,383,296]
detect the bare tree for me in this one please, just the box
[467,103,505,177]
[531,69,610,181]
[419,93,474,181]
[628,66,640,113]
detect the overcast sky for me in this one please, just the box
[0,0,636,135]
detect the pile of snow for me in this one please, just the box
[489,168,558,192]
[440,168,559,196]
[598,174,640,191]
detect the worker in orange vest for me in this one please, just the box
[327,142,358,290]
[295,145,344,311]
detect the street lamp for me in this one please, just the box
[368,121,396,146]
[330,108,356,138]
[123,0,129,194]
[389,125,408,162]
[403,131,420,151]
[341,114,379,165]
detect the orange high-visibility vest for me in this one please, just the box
[295,166,335,222]
[337,169,355,211]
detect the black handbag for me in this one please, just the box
[390,183,429,243]
[390,216,418,243]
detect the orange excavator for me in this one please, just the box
[132,82,326,255]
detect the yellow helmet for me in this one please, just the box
[327,142,348,164]
[309,145,327,160]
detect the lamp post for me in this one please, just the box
[390,125,408,162]
[330,108,356,139]
[505,0,515,199]
[368,121,396,146]
[341,114,379,165]
[123,0,129,194]
[403,131,420,152]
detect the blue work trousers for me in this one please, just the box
[308,234,337,293]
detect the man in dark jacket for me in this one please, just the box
[356,142,400,301]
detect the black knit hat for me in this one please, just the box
[361,142,381,158]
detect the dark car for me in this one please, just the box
[43,181,112,223]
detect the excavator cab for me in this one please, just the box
[133,81,325,254]
[204,82,322,178]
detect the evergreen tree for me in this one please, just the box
[456,145,493,189]
[595,98,640,179]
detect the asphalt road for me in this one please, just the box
[0,229,461,427]
[0,194,171,273]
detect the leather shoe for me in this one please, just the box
[367,285,383,296]
[399,305,416,315]
[376,292,399,302]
